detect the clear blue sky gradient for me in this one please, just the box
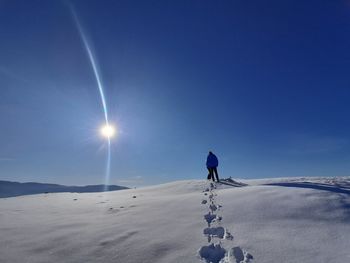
[1,0,350,186]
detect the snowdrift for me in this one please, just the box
[0,177,349,263]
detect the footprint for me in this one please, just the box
[209,204,218,212]
[203,226,225,239]
[204,213,217,225]
[198,243,226,263]
[200,182,253,262]
[229,247,253,263]
[224,229,234,240]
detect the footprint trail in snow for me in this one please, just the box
[198,181,253,263]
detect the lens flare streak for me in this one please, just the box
[70,6,111,191]
[70,8,109,123]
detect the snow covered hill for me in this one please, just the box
[0,177,349,263]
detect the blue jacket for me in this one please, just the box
[206,153,218,168]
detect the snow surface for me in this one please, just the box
[0,177,349,263]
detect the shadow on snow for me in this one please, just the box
[264,182,350,195]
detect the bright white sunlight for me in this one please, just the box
[100,124,116,139]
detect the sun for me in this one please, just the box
[100,124,116,139]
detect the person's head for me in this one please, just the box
[209,151,213,155]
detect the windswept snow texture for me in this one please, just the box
[0,177,350,263]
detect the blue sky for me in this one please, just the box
[1,0,350,187]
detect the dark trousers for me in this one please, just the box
[207,167,219,182]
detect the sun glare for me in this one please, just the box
[100,124,116,139]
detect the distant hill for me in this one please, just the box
[0,180,129,198]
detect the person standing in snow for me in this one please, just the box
[206,151,219,182]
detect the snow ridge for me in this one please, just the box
[198,181,253,263]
